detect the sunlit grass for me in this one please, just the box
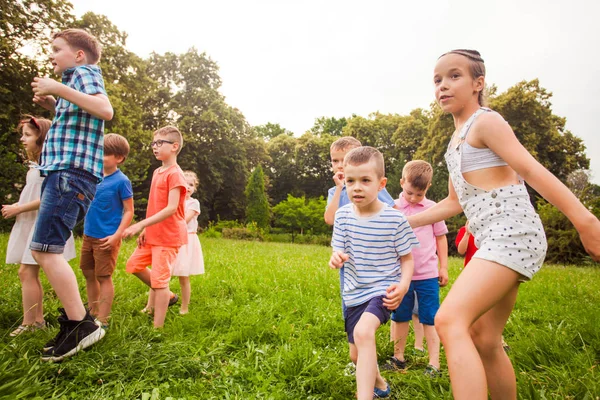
[0,235,598,399]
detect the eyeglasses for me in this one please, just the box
[29,117,40,130]
[150,139,175,148]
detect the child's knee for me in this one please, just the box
[353,325,376,345]
[18,265,38,282]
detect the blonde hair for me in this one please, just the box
[343,146,385,178]
[104,133,130,163]
[331,136,361,152]
[154,126,183,154]
[439,49,486,106]
[402,160,433,191]
[183,170,199,190]
[17,115,51,163]
[52,29,102,64]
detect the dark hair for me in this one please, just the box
[343,146,385,178]
[154,125,184,154]
[17,115,52,163]
[440,49,486,106]
[104,133,130,163]
[52,29,102,64]
[402,160,433,191]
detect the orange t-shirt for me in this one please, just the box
[144,164,188,247]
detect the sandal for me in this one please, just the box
[381,356,407,371]
[168,293,179,307]
[10,321,46,337]
[424,364,441,378]
[373,382,391,398]
[140,307,154,316]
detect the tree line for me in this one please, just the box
[2,1,598,263]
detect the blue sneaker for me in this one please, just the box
[373,382,391,398]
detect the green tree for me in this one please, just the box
[255,122,293,140]
[309,116,348,136]
[272,194,310,242]
[245,165,270,229]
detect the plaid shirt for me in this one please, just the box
[38,65,107,182]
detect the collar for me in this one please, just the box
[62,65,102,83]
[398,192,426,208]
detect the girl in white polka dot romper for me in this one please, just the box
[408,49,600,400]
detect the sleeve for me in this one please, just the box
[433,219,448,236]
[331,210,346,252]
[326,187,335,207]
[72,67,107,96]
[167,169,187,193]
[455,227,466,248]
[378,188,396,207]
[394,216,420,256]
[119,177,134,200]
[188,199,201,215]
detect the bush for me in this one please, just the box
[222,222,265,241]
[201,222,222,238]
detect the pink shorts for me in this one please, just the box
[125,245,179,289]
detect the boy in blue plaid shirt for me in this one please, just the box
[30,28,113,362]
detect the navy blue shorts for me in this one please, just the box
[344,295,390,344]
[30,169,96,254]
[391,278,439,325]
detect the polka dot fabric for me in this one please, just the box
[445,108,547,281]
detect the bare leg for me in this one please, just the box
[390,321,410,360]
[96,276,114,324]
[435,259,520,400]
[423,324,440,369]
[354,312,386,400]
[179,276,190,314]
[82,269,100,316]
[18,263,44,325]
[152,287,170,328]
[32,251,85,321]
[413,314,425,350]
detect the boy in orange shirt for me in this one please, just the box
[123,126,187,328]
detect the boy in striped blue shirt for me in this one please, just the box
[330,146,418,400]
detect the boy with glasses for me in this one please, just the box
[123,126,187,328]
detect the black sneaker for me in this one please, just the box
[41,311,105,362]
[43,308,67,351]
[381,356,407,371]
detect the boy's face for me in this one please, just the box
[151,134,178,161]
[330,147,352,173]
[50,37,84,75]
[344,161,386,208]
[103,154,123,171]
[400,178,429,205]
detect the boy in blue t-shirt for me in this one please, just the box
[80,134,133,329]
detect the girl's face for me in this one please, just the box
[20,124,40,154]
[185,176,196,198]
[433,54,484,114]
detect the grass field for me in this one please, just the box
[0,235,599,399]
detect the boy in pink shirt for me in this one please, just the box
[384,160,448,377]
[123,126,187,328]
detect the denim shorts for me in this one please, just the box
[391,278,440,325]
[30,169,97,254]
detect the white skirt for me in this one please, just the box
[6,219,76,265]
[171,233,204,276]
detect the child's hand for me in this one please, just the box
[99,234,121,250]
[333,171,344,188]
[383,283,408,310]
[136,229,146,248]
[578,218,600,261]
[33,94,56,111]
[1,204,21,219]
[123,223,142,240]
[439,267,449,287]
[31,77,60,97]
[329,251,348,269]
[464,220,471,235]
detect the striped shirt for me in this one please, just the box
[38,65,107,182]
[331,204,419,307]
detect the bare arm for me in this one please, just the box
[382,252,414,310]
[123,187,183,238]
[185,209,199,224]
[99,197,134,250]
[2,200,41,218]
[408,179,463,228]
[456,228,470,255]
[436,234,449,286]
[31,77,113,121]
[480,113,600,260]
[324,174,344,225]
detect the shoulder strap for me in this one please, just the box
[459,107,491,140]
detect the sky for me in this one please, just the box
[70,0,600,183]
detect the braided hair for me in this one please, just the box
[440,49,486,106]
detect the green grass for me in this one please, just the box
[0,235,599,399]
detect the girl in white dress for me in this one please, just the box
[2,116,76,336]
[172,171,204,314]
